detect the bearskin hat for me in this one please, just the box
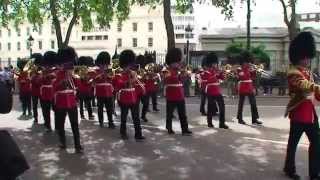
[31,53,43,66]
[136,55,145,68]
[289,31,316,65]
[96,51,111,66]
[16,58,29,70]
[165,48,182,65]
[239,50,253,65]
[144,53,155,65]
[119,50,136,68]
[42,51,57,67]
[204,52,218,66]
[57,46,77,67]
[78,56,88,66]
[87,56,95,67]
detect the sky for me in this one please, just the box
[194,0,320,30]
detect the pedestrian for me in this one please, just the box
[203,52,229,129]
[114,50,145,140]
[236,51,262,125]
[94,51,115,128]
[163,48,192,135]
[284,31,320,180]
[54,47,83,153]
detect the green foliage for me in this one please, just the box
[225,42,270,68]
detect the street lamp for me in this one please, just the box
[27,35,34,57]
[185,24,193,66]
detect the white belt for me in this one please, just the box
[56,89,75,94]
[96,83,112,87]
[239,80,252,83]
[120,88,135,92]
[165,83,183,88]
[41,85,53,88]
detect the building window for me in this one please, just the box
[148,38,153,47]
[175,25,184,30]
[38,41,42,50]
[148,22,153,32]
[175,34,184,39]
[26,27,30,36]
[51,40,55,49]
[81,36,86,41]
[8,29,11,37]
[95,35,102,40]
[103,35,108,40]
[117,38,122,47]
[26,41,30,50]
[17,28,21,37]
[117,23,122,32]
[0,43,1,50]
[7,43,11,51]
[87,36,93,40]
[132,38,137,47]
[17,42,21,51]
[133,23,137,32]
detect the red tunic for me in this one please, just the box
[114,71,145,105]
[205,67,224,96]
[94,70,114,98]
[17,73,31,95]
[40,71,56,101]
[287,66,318,124]
[198,70,208,91]
[237,64,256,95]
[31,73,42,97]
[143,73,159,93]
[53,70,77,109]
[164,68,184,101]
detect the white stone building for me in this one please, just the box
[0,5,198,67]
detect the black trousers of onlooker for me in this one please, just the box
[207,95,225,126]
[40,100,53,130]
[32,96,39,121]
[237,94,259,122]
[79,94,93,118]
[55,107,81,149]
[166,100,189,132]
[19,94,31,115]
[97,97,114,127]
[119,102,142,138]
[284,120,320,178]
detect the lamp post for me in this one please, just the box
[27,35,34,57]
[185,24,193,66]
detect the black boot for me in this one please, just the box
[238,119,247,125]
[219,123,229,129]
[182,129,192,136]
[252,119,263,125]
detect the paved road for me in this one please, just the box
[0,96,314,180]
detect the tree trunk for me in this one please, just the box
[163,0,175,50]
[50,0,63,49]
[246,0,251,50]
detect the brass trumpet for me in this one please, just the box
[249,63,272,78]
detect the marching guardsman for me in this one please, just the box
[163,48,192,135]
[114,50,145,140]
[236,51,262,125]
[76,56,94,120]
[16,59,32,119]
[40,51,57,132]
[284,32,320,180]
[30,53,43,123]
[94,51,115,128]
[54,47,83,153]
[204,53,229,129]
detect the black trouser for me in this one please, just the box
[141,95,149,118]
[284,120,320,178]
[40,100,53,130]
[237,94,259,122]
[79,94,93,118]
[200,90,207,113]
[19,94,31,115]
[150,91,158,110]
[166,100,189,132]
[207,95,225,126]
[97,97,114,126]
[119,102,142,138]
[32,96,39,121]
[91,96,96,107]
[56,107,81,149]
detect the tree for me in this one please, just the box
[164,0,235,50]
[0,0,132,48]
[278,0,299,41]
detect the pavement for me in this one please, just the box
[0,95,315,180]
